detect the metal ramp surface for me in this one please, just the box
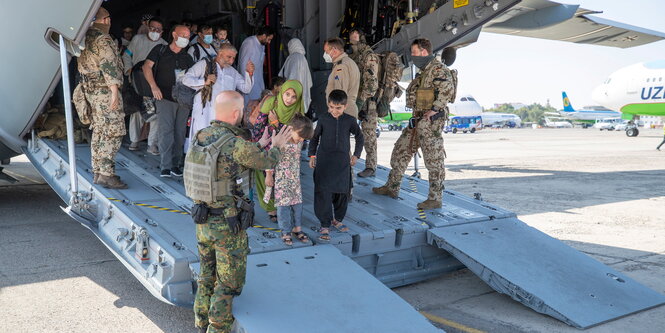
[233,245,443,333]
[23,137,665,328]
[427,218,665,329]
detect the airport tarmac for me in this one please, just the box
[1,127,664,333]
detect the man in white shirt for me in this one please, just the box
[187,24,217,63]
[123,17,167,154]
[183,43,255,150]
[238,26,274,104]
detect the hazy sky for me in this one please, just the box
[452,0,665,110]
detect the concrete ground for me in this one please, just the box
[1,127,664,332]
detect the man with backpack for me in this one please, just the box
[188,24,217,63]
[183,42,254,151]
[142,25,195,178]
[122,17,167,155]
[373,38,456,210]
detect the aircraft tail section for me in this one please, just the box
[562,91,575,112]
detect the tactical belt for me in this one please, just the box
[206,206,225,216]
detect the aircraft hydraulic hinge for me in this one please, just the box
[135,228,150,262]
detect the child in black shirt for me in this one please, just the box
[308,90,364,241]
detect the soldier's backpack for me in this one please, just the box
[449,68,459,104]
[184,132,250,203]
[375,51,404,118]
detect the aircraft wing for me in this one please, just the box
[483,0,665,48]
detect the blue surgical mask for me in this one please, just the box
[203,34,213,44]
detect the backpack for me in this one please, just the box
[375,51,404,118]
[130,44,167,97]
[172,58,216,110]
[189,43,216,62]
[184,132,250,203]
[449,68,459,104]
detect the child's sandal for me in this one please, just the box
[332,220,349,232]
[318,228,330,242]
[292,231,309,243]
[281,234,293,246]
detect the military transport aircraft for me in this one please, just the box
[2,1,665,331]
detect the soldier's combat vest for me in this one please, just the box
[184,132,251,203]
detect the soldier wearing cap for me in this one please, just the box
[74,7,127,189]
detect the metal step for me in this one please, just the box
[427,218,665,329]
[233,245,443,333]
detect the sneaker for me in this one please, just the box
[147,145,160,155]
[170,167,183,177]
[160,169,171,178]
[128,142,139,151]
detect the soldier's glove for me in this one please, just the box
[226,215,241,234]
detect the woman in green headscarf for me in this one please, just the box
[249,80,305,221]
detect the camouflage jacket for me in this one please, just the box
[194,120,281,217]
[78,24,123,89]
[406,57,454,114]
[351,43,380,101]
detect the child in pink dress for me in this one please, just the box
[274,114,314,245]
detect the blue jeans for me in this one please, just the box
[277,204,302,236]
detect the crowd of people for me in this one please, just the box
[74,7,456,333]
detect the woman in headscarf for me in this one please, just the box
[248,80,305,221]
[279,38,312,113]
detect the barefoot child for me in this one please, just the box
[273,114,314,245]
[308,90,364,241]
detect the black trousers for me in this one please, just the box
[314,191,349,228]
[657,135,665,150]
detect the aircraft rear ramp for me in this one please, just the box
[22,136,665,329]
[427,218,665,329]
[233,245,443,333]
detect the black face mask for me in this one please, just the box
[412,55,434,69]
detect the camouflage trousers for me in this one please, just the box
[360,100,378,171]
[194,217,249,333]
[89,90,126,177]
[384,115,446,201]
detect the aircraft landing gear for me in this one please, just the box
[626,127,639,137]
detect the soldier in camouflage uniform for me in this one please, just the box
[349,29,380,178]
[191,91,292,333]
[75,7,127,189]
[373,38,455,209]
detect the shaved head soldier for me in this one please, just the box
[186,91,292,333]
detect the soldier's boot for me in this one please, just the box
[97,175,128,189]
[357,168,375,178]
[372,185,398,199]
[197,325,207,333]
[417,199,442,210]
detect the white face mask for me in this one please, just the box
[175,36,189,48]
[323,52,333,63]
[148,31,160,41]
